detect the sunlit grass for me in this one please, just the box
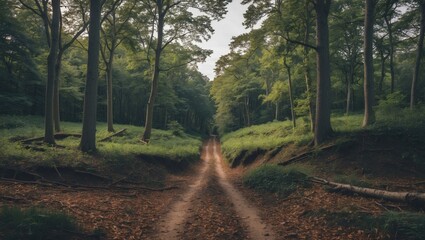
[0,115,202,169]
[220,118,313,161]
[220,113,368,162]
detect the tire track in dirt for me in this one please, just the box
[157,140,213,240]
[157,138,275,239]
[212,138,276,240]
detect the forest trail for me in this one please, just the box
[156,138,275,240]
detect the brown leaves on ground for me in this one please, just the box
[179,174,249,240]
[0,181,181,239]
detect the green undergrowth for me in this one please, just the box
[220,118,313,161]
[220,114,365,162]
[0,206,102,240]
[243,164,311,197]
[0,115,202,170]
[316,210,425,240]
[221,106,425,165]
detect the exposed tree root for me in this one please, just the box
[278,144,337,166]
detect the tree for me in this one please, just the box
[313,0,333,145]
[0,0,42,115]
[382,0,398,93]
[331,0,363,115]
[45,0,60,144]
[54,0,89,132]
[362,0,377,127]
[19,0,89,132]
[138,0,230,142]
[100,0,136,132]
[80,0,102,152]
[410,0,425,109]
[243,0,333,145]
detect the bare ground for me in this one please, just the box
[1,137,421,239]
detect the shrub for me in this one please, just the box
[381,212,425,240]
[321,210,425,240]
[167,120,185,137]
[0,206,78,240]
[243,165,310,197]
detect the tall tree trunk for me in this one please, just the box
[106,46,115,132]
[410,2,425,109]
[314,0,332,145]
[44,0,60,144]
[304,0,314,132]
[362,0,376,128]
[142,3,164,142]
[53,50,63,132]
[80,0,102,152]
[284,58,296,128]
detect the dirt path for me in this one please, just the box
[156,138,275,240]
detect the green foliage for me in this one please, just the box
[380,212,425,240]
[243,164,311,197]
[376,91,407,115]
[321,210,425,240]
[375,104,425,132]
[167,121,185,136]
[220,114,365,162]
[0,115,202,169]
[220,119,312,161]
[0,206,78,240]
[330,113,364,133]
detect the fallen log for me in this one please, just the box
[311,177,425,206]
[99,128,127,142]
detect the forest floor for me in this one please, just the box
[3,137,421,239]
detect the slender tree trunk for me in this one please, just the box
[410,2,425,109]
[362,0,376,128]
[106,46,115,132]
[304,0,314,132]
[80,0,102,152]
[53,50,63,132]
[384,16,395,93]
[284,58,296,128]
[346,73,352,115]
[275,101,279,121]
[314,0,332,145]
[44,0,60,144]
[142,4,164,142]
[244,96,251,126]
[378,48,386,95]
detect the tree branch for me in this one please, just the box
[280,34,317,51]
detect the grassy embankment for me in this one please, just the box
[222,106,425,239]
[0,115,202,171]
[0,115,204,239]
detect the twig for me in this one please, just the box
[74,170,112,181]
[375,201,390,211]
[53,164,64,180]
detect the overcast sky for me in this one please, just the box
[196,1,249,80]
